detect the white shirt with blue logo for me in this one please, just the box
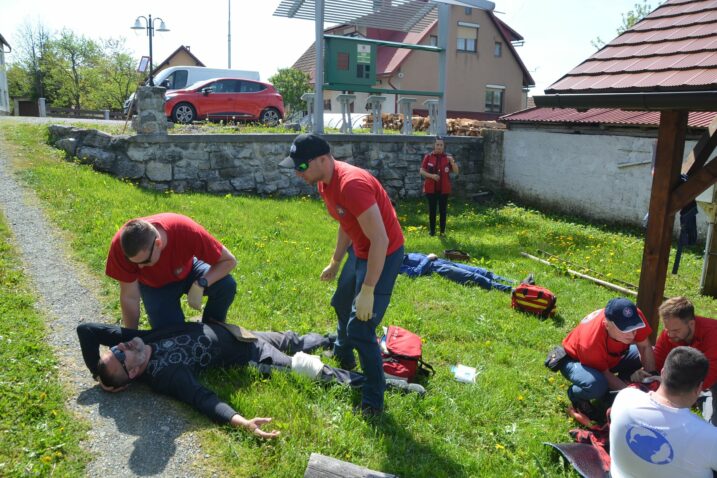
[610,387,717,477]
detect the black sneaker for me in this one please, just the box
[353,403,383,418]
[386,378,426,396]
[521,273,535,285]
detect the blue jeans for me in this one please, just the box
[331,245,404,410]
[139,258,237,329]
[431,259,514,292]
[560,344,642,401]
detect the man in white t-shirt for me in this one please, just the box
[610,346,717,477]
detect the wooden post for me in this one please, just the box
[637,110,688,342]
[304,453,397,478]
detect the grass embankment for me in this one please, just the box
[0,210,87,475]
[2,121,715,477]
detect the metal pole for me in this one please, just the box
[437,3,449,135]
[148,15,154,86]
[313,0,325,134]
[228,0,232,68]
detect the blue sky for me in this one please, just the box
[0,0,657,94]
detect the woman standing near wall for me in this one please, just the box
[420,136,459,236]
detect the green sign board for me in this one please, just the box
[325,36,376,87]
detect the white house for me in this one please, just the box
[0,33,11,116]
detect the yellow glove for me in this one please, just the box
[355,284,375,321]
[320,258,340,281]
[187,282,204,310]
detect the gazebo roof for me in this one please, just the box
[274,0,438,33]
[536,0,717,110]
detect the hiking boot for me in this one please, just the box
[386,378,426,396]
[322,333,337,349]
[521,273,535,285]
[567,390,601,424]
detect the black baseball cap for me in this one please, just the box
[279,133,330,169]
[604,298,645,332]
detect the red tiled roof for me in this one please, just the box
[501,106,717,128]
[546,0,717,94]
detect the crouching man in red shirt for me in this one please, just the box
[105,213,237,329]
[560,298,656,419]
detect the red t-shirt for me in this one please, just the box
[318,161,404,260]
[105,213,224,288]
[562,308,652,372]
[654,315,717,390]
[421,153,453,195]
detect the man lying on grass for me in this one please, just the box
[77,321,424,438]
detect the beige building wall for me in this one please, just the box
[319,6,530,117]
[155,50,202,74]
[398,7,527,116]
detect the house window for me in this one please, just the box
[429,35,438,46]
[494,42,502,57]
[324,99,332,111]
[457,23,478,52]
[485,86,505,113]
[464,7,472,15]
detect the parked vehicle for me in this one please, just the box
[164,78,284,125]
[123,66,260,114]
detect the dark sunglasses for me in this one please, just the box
[127,235,157,265]
[110,345,130,376]
[295,158,314,172]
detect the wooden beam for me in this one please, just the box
[668,115,717,214]
[304,453,397,478]
[637,110,688,342]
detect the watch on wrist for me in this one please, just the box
[197,277,208,288]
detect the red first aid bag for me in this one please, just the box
[379,326,435,382]
[511,285,557,318]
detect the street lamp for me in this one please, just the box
[131,14,170,87]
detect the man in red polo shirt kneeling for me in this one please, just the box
[560,298,656,420]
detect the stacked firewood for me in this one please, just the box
[362,114,505,135]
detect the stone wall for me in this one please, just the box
[48,125,484,198]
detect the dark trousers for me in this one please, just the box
[330,246,404,410]
[139,258,237,329]
[426,193,448,235]
[248,331,366,388]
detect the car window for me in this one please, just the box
[239,81,266,93]
[213,80,242,93]
[173,70,188,89]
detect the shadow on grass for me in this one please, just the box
[365,411,469,478]
[76,383,205,476]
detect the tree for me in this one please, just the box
[90,38,143,110]
[46,29,101,109]
[268,67,312,119]
[10,21,53,101]
[592,0,654,50]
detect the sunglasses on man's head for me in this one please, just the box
[110,345,130,376]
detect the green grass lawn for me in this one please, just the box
[3,121,716,477]
[0,209,88,476]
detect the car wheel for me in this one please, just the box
[260,108,281,126]
[172,103,196,124]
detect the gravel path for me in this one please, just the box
[0,126,204,477]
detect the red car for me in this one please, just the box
[164,78,284,125]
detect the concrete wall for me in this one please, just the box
[0,45,9,116]
[48,126,483,199]
[495,128,709,238]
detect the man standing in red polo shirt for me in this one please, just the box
[560,298,656,419]
[106,213,237,330]
[652,296,717,425]
[280,134,405,416]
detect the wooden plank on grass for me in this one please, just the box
[304,453,398,478]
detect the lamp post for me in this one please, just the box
[131,15,169,86]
